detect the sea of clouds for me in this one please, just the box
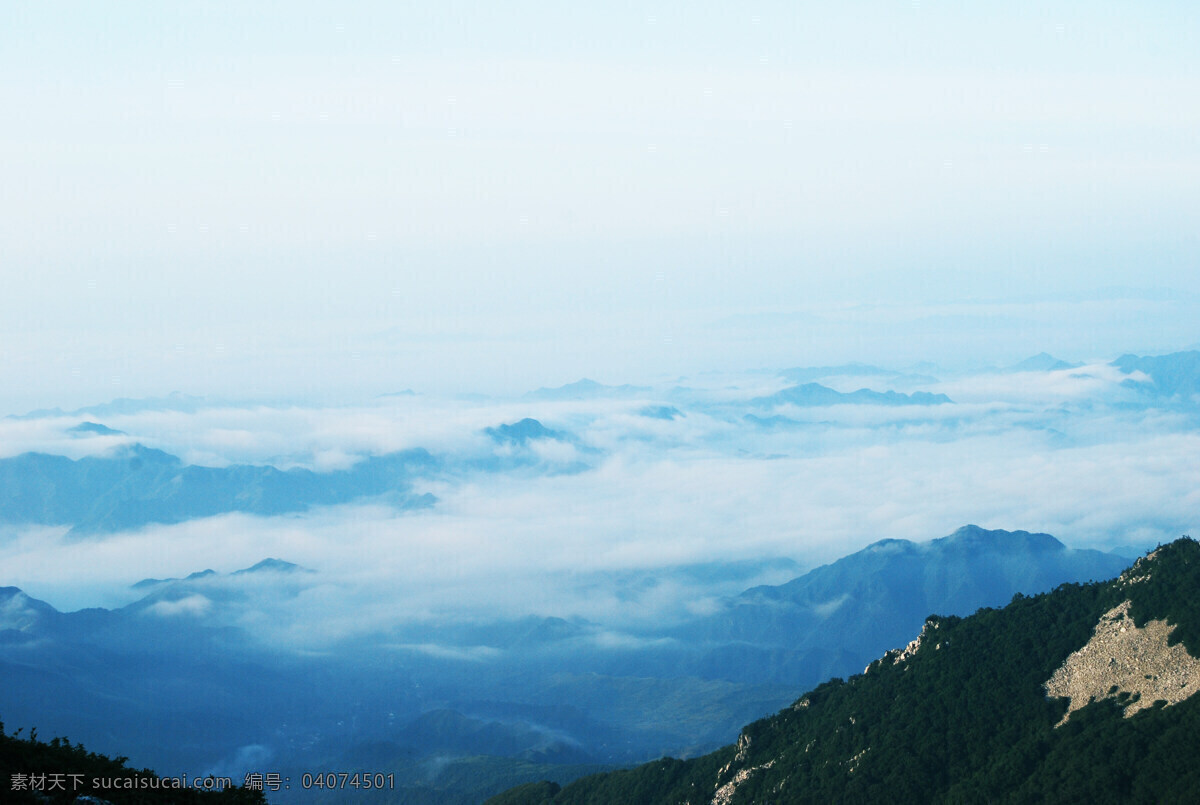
[1,360,1196,652]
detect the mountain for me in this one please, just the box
[485,418,568,445]
[0,527,1138,803]
[525,379,651,401]
[491,538,1200,804]
[230,558,312,576]
[751,383,951,408]
[779,364,939,386]
[1005,352,1080,372]
[475,419,594,475]
[6,393,207,420]
[0,588,60,634]
[66,420,127,436]
[780,363,892,382]
[0,563,423,780]
[638,406,683,421]
[0,444,437,534]
[1112,350,1200,399]
[662,526,1128,688]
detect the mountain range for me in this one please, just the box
[1112,350,1200,399]
[658,526,1128,689]
[488,538,1200,804]
[750,384,952,408]
[1,527,1132,803]
[0,443,437,534]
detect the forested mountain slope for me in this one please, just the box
[490,538,1200,804]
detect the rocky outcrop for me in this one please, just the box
[864,618,944,674]
[711,758,774,805]
[1044,600,1200,725]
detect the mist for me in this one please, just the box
[3,361,1195,638]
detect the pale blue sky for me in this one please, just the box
[2,2,1198,410]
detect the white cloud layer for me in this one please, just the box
[2,365,1197,648]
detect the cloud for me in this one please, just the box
[385,643,503,663]
[930,361,1137,407]
[145,594,212,618]
[812,595,850,618]
[0,417,136,460]
[589,631,677,651]
[202,744,273,782]
[1,368,1197,649]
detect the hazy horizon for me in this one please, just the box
[3,2,1199,414]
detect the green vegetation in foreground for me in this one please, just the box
[488,538,1200,804]
[0,721,266,804]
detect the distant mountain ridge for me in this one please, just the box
[66,421,126,436]
[485,418,567,445]
[131,558,312,591]
[0,444,436,534]
[656,526,1128,689]
[780,364,939,386]
[752,383,951,408]
[6,392,207,420]
[525,379,651,401]
[1112,350,1200,399]
[1004,352,1080,372]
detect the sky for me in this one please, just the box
[2,2,1199,410]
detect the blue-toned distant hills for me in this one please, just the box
[525,379,651,401]
[6,392,207,420]
[66,421,127,436]
[1004,352,1080,372]
[780,363,939,385]
[475,418,595,475]
[0,416,603,535]
[0,444,436,535]
[638,405,683,420]
[670,526,1127,681]
[131,558,312,591]
[1112,350,1200,398]
[752,383,952,408]
[485,418,567,445]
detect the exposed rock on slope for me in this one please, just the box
[1045,600,1200,724]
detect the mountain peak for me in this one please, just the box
[1110,350,1200,398]
[0,587,59,631]
[134,559,310,589]
[67,421,126,437]
[485,418,564,445]
[1005,353,1080,372]
[937,525,1064,552]
[232,558,311,575]
[108,443,182,467]
[753,383,952,408]
[525,378,650,400]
